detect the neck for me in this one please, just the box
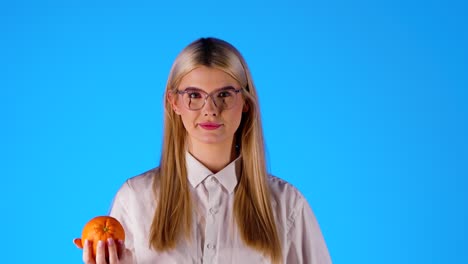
[187,140,237,173]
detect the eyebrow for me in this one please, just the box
[183,86,237,92]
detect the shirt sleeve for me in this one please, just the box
[108,181,135,252]
[285,198,332,264]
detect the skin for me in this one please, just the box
[169,66,248,172]
[73,238,133,264]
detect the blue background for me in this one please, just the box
[2,0,467,263]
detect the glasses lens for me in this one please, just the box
[183,90,205,110]
[213,89,237,109]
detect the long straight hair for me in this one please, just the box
[149,37,282,263]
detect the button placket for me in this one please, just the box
[206,243,216,250]
[203,176,220,263]
[209,207,218,215]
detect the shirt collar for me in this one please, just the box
[186,152,241,194]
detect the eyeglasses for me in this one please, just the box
[176,87,242,111]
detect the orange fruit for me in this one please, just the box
[75,216,125,259]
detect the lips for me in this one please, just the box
[199,122,222,130]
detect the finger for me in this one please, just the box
[73,238,83,248]
[107,238,119,263]
[83,240,96,264]
[117,240,125,259]
[120,246,133,263]
[95,240,106,264]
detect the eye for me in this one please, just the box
[187,91,203,99]
[217,90,234,98]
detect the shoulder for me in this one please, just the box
[267,175,307,211]
[125,167,159,189]
[110,167,159,215]
[267,174,307,206]
[266,175,312,230]
[109,168,160,232]
[114,167,159,199]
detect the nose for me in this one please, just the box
[203,95,219,116]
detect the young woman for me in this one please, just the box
[75,37,332,264]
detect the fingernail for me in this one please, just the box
[84,239,89,247]
[98,240,104,247]
[107,238,114,245]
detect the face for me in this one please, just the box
[170,66,247,149]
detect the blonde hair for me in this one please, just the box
[149,37,282,263]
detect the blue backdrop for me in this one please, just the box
[2,0,467,263]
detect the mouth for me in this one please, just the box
[199,122,222,130]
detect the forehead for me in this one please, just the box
[178,66,240,92]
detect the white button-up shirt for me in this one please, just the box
[109,153,332,263]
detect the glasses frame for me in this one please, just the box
[176,87,243,111]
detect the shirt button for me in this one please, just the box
[209,207,218,214]
[207,243,216,250]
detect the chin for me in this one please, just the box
[199,138,226,145]
[196,135,232,145]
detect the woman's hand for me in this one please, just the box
[74,238,134,264]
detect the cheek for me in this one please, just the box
[227,107,244,129]
[174,100,185,114]
[179,110,198,128]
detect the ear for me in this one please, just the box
[167,92,181,115]
[242,101,250,113]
